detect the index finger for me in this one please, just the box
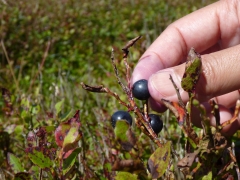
[132,0,240,82]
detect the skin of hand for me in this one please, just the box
[131,0,240,136]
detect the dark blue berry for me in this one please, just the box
[111,110,132,128]
[132,79,150,100]
[149,114,163,134]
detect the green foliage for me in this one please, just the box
[7,153,24,173]
[115,172,138,180]
[27,149,53,169]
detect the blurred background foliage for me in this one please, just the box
[0,0,217,178]
[0,0,216,119]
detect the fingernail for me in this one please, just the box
[148,69,183,101]
[131,54,164,84]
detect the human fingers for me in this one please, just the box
[148,44,240,110]
[132,0,240,83]
[192,103,240,137]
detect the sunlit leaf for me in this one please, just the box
[181,48,202,93]
[172,101,186,126]
[27,149,53,168]
[30,104,40,115]
[45,126,55,133]
[148,141,171,178]
[114,120,136,151]
[54,110,81,148]
[55,123,70,147]
[63,127,81,151]
[202,171,212,180]
[29,166,40,180]
[55,99,64,116]
[115,172,138,180]
[13,125,24,139]
[7,153,24,174]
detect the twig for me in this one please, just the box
[28,40,51,92]
[122,36,141,90]
[111,48,129,94]
[82,36,163,148]
[123,54,131,91]
[169,75,185,109]
[81,82,130,108]
[39,168,43,180]
[122,36,141,58]
[221,99,240,128]
[1,40,19,91]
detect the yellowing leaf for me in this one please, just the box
[181,48,202,93]
[148,141,171,179]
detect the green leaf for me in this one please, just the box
[14,125,24,137]
[7,153,24,173]
[201,171,212,180]
[115,172,138,180]
[148,141,171,179]
[63,127,81,151]
[45,126,55,133]
[30,104,40,115]
[114,120,129,142]
[27,149,53,168]
[114,120,136,151]
[60,109,74,122]
[55,99,64,115]
[181,48,202,93]
[55,110,81,148]
[29,166,40,180]
[63,148,81,175]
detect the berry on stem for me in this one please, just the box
[149,114,163,134]
[111,110,132,128]
[132,79,150,100]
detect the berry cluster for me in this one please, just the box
[81,36,164,147]
[111,79,163,135]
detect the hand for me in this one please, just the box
[132,0,240,136]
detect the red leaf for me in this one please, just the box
[172,102,186,126]
[54,110,81,148]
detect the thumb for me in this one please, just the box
[148,45,240,106]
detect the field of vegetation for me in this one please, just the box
[3,0,239,179]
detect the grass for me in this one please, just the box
[0,0,224,179]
